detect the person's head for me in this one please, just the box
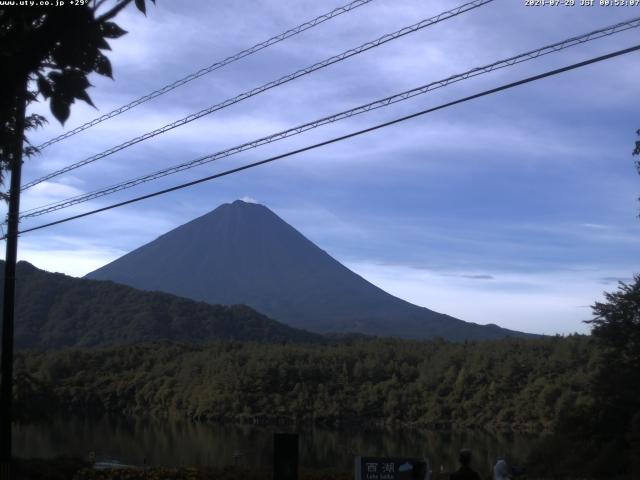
[459,448,472,467]
[412,461,427,479]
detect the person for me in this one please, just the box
[412,461,427,479]
[411,459,432,480]
[449,448,481,480]
[493,455,510,480]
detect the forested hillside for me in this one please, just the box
[15,336,593,430]
[2,261,323,349]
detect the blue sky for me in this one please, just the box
[5,0,640,335]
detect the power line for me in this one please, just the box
[21,0,494,191]
[12,43,640,239]
[34,0,377,151]
[20,15,640,219]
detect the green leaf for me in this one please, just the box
[94,52,113,78]
[24,114,47,130]
[96,37,111,51]
[50,70,90,104]
[75,89,96,108]
[47,71,63,82]
[50,96,71,125]
[76,48,100,74]
[135,0,146,15]
[102,21,127,39]
[37,74,52,99]
[24,146,41,158]
[26,89,39,103]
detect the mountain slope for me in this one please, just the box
[2,260,322,350]
[87,200,531,340]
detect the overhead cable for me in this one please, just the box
[20,15,640,218]
[12,43,640,239]
[22,0,494,191]
[34,0,378,151]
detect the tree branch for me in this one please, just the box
[96,0,134,22]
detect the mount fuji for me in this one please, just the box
[86,200,531,340]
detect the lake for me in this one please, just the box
[14,416,540,474]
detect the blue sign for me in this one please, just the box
[354,456,431,480]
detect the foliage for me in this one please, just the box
[528,277,640,479]
[14,336,594,432]
[2,261,322,350]
[586,275,640,434]
[541,275,640,478]
[1,0,154,123]
[634,130,640,209]
[12,316,638,478]
[0,0,154,194]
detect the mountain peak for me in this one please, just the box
[86,202,533,340]
[16,260,38,272]
[212,198,270,217]
[229,198,260,207]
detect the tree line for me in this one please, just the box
[9,275,640,477]
[14,335,593,431]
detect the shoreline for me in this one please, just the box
[16,411,551,435]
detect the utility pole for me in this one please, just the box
[0,73,27,480]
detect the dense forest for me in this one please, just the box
[1,261,323,349]
[13,332,640,477]
[9,273,640,477]
[14,336,593,431]
[6,270,639,477]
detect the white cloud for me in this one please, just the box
[17,247,123,278]
[18,181,86,213]
[344,261,614,335]
[7,0,637,337]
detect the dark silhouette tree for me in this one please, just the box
[634,130,640,210]
[586,276,640,433]
[1,0,155,187]
[0,1,155,476]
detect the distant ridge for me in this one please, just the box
[87,200,533,341]
[2,260,323,350]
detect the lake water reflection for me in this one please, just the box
[14,416,540,474]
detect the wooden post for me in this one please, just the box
[0,75,27,480]
[273,433,298,480]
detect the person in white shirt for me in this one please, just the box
[493,455,510,480]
